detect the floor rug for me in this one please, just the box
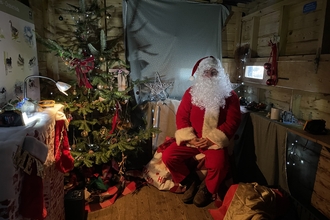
[85,180,139,212]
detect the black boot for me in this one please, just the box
[181,172,200,203]
[193,180,213,207]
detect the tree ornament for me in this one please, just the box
[143,72,173,101]
[97,84,104,90]
[109,67,130,91]
[110,138,117,144]
[72,89,77,95]
[69,56,95,89]
[71,144,76,150]
[99,126,107,137]
[81,130,88,137]
[59,15,63,21]
[88,150,94,154]
[87,143,100,152]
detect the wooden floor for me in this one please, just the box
[87,185,216,220]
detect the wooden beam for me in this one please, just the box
[278,5,289,56]
[319,0,330,54]
[249,16,260,58]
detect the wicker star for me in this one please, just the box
[144,72,173,101]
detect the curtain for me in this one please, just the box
[123,0,229,103]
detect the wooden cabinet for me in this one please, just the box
[239,111,330,219]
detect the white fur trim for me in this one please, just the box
[175,127,196,145]
[202,108,229,149]
[202,108,219,138]
[23,136,48,163]
[206,128,229,149]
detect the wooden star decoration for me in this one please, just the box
[144,72,173,101]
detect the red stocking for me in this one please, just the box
[54,120,74,173]
[19,163,47,220]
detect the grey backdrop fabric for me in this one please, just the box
[123,0,230,103]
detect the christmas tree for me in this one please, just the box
[37,0,157,176]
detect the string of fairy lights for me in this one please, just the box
[286,138,309,166]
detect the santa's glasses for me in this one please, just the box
[203,69,218,77]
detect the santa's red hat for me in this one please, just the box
[189,56,220,81]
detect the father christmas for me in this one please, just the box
[162,56,241,207]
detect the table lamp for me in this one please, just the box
[23,75,71,99]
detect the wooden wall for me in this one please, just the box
[28,0,125,83]
[26,0,330,218]
[224,0,330,130]
[27,0,330,127]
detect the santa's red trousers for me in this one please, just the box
[162,143,229,194]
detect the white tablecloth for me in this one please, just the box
[0,104,65,220]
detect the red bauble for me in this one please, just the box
[266,78,274,86]
[264,62,271,69]
[266,69,272,76]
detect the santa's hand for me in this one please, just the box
[189,138,208,148]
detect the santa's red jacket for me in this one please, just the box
[175,88,241,149]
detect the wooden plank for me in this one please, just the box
[287,8,323,30]
[318,0,330,54]
[223,23,239,34]
[284,40,318,55]
[146,187,168,220]
[311,146,330,219]
[234,11,243,57]
[298,93,330,114]
[249,16,260,58]
[260,88,291,110]
[242,0,303,21]
[86,185,215,220]
[277,60,330,94]
[258,11,280,37]
[241,19,252,44]
[278,5,290,56]
[286,26,320,43]
[287,0,323,19]
[136,186,152,220]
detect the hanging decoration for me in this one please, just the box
[69,56,95,88]
[109,102,120,135]
[109,67,130,92]
[265,40,278,86]
[143,72,173,101]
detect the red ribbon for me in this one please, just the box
[71,56,94,88]
[109,102,120,134]
[266,40,278,86]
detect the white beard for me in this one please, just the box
[190,73,232,111]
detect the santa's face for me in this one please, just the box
[202,68,219,78]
